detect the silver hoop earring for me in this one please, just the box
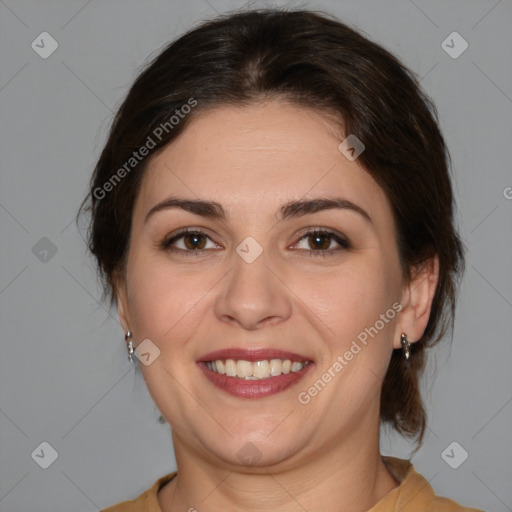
[400,333,411,362]
[125,330,134,363]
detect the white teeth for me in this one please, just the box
[269,359,282,376]
[216,360,225,374]
[205,359,310,379]
[253,360,270,378]
[236,360,253,378]
[290,361,303,372]
[225,359,237,377]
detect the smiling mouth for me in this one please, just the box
[203,359,312,380]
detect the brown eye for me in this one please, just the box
[308,232,332,251]
[162,229,219,255]
[182,233,207,250]
[294,229,350,256]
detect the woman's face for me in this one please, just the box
[117,100,411,469]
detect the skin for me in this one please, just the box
[116,100,439,512]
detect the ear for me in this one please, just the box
[113,269,131,334]
[393,254,440,348]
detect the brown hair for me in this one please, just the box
[78,8,465,447]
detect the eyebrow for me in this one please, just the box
[144,196,372,224]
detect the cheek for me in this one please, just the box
[303,257,397,343]
[125,254,206,343]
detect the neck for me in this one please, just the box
[158,427,399,512]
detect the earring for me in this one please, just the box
[400,333,411,362]
[125,330,134,363]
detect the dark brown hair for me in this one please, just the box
[78,8,465,446]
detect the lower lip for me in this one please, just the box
[197,362,314,399]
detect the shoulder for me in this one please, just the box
[423,495,486,512]
[100,471,177,512]
[375,457,484,512]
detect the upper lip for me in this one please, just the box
[198,348,313,363]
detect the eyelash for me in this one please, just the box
[160,228,351,258]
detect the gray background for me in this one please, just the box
[0,0,511,510]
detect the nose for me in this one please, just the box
[214,247,293,330]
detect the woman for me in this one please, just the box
[80,8,483,512]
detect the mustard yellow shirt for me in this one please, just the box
[101,456,484,511]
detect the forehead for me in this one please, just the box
[134,101,391,225]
